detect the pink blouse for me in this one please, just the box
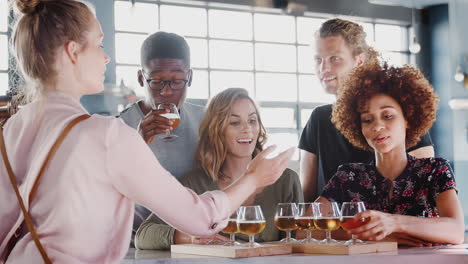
[0,92,230,263]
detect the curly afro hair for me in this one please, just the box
[332,63,438,151]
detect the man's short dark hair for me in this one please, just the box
[140,31,191,67]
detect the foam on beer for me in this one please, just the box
[160,113,180,119]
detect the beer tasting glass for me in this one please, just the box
[237,206,266,247]
[295,203,318,243]
[156,103,180,141]
[340,201,369,245]
[274,203,298,243]
[314,202,341,244]
[221,209,241,246]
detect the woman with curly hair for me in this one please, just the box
[135,88,303,249]
[316,63,464,246]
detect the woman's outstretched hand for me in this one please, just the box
[245,146,295,189]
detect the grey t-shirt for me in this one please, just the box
[118,100,204,244]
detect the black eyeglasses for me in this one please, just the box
[141,71,189,91]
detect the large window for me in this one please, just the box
[114,0,412,163]
[0,0,8,95]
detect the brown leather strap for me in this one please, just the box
[0,114,90,263]
[29,114,91,204]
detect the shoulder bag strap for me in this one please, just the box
[0,114,91,264]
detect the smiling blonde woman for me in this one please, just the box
[135,88,303,249]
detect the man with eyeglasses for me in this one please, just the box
[118,32,205,245]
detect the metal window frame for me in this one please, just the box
[1,29,9,74]
[1,6,13,90]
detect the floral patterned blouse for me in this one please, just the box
[321,155,457,217]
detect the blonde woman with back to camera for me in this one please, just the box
[0,1,294,263]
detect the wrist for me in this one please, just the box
[240,172,258,193]
[392,214,404,233]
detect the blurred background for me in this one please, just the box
[0,0,467,227]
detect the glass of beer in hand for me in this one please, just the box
[221,209,241,246]
[274,203,298,243]
[295,203,318,243]
[340,201,369,245]
[237,206,266,247]
[156,103,180,141]
[314,202,341,244]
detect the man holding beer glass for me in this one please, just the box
[119,32,205,244]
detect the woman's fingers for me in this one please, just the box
[355,225,384,240]
[276,147,296,167]
[247,145,296,188]
[256,145,277,159]
[350,210,397,242]
[191,237,209,245]
[214,234,230,241]
[350,211,381,234]
[191,234,230,245]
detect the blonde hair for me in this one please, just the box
[10,0,95,102]
[196,88,267,182]
[317,18,380,65]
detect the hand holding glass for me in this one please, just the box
[156,103,180,141]
[340,201,369,245]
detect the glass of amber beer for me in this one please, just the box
[237,206,266,247]
[314,202,341,244]
[221,210,241,246]
[340,201,369,245]
[156,103,180,141]
[295,203,318,243]
[274,203,298,243]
